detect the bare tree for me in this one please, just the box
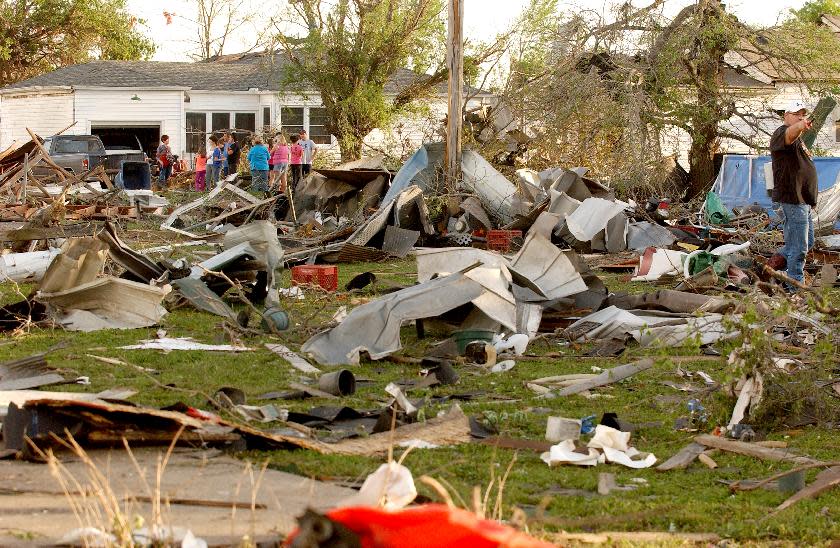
[498,0,840,198]
[165,0,267,61]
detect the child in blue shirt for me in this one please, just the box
[247,135,271,192]
[208,136,224,186]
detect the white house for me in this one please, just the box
[0,52,496,166]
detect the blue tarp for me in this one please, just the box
[711,154,840,228]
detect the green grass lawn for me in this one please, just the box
[2,242,839,544]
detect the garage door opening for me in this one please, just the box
[91,125,160,161]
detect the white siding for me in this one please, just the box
[663,82,840,169]
[73,88,185,155]
[0,90,74,149]
[188,91,262,112]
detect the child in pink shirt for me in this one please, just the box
[270,134,290,192]
[289,134,304,190]
[194,152,207,191]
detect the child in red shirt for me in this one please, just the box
[194,151,207,191]
[289,134,304,191]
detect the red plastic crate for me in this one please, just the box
[291,265,338,291]
[486,229,523,252]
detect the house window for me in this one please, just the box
[309,107,332,144]
[234,112,256,143]
[186,112,207,154]
[212,112,231,133]
[280,107,304,137]
[263,107,272,131]
[835,120,840,142]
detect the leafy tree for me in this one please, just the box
[272,0,449,161]
[0,0,155,87]
[790,0,840,24]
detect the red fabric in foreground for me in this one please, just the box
[287,504,556,548]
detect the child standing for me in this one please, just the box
[194,151,207,191]
[270,134,290,193]
[289,134,304,191]
[247,135,271,192]
[209,136,223,185]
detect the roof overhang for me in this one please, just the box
[0,85,74,96]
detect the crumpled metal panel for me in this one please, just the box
[382,225,420,258]
[626,221,677,252]
[565,197,628,242]
[301,273,485,365]
[509,233,587,300]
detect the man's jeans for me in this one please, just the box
[780,203,814,283]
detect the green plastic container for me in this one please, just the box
[452,329,496,354]
[261,306,290,332]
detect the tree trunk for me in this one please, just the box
[336,132,364,162]
[685,0,726,200]
[687,123,717,199]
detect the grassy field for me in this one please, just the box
[2,225,839,545]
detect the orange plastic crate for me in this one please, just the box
[291,265,338,291]
[486,230,523,252]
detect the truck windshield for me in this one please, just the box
[53,138,105,154]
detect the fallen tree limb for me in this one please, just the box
[757,263,839,315]
[694,434,822,465]
[729,461,840,492]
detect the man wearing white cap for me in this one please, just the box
[770,100,816,287]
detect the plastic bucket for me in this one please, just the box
[452,329,496,354]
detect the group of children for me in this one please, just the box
[193,132,241,191]
[193,130,316,196]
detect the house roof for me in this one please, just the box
[1,52,489,97]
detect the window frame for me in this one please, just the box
[308,107,333,145]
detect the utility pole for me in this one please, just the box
[446,0,463,184]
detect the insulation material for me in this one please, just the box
[631,248,688,281]
[37,278,170,331]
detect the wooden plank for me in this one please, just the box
[265,343,321,374]
[695,434,821,465]
[557,359,654,396]
[656,442,705,471]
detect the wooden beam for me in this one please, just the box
[557,359,654,396]
[446,0,464,184]
[656,442,705,471]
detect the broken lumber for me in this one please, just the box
[775,466,840,513]
[694,434,822,465]
[557,358,654,396]
[656,442,705,471]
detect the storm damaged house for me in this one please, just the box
[0,52,496,164]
